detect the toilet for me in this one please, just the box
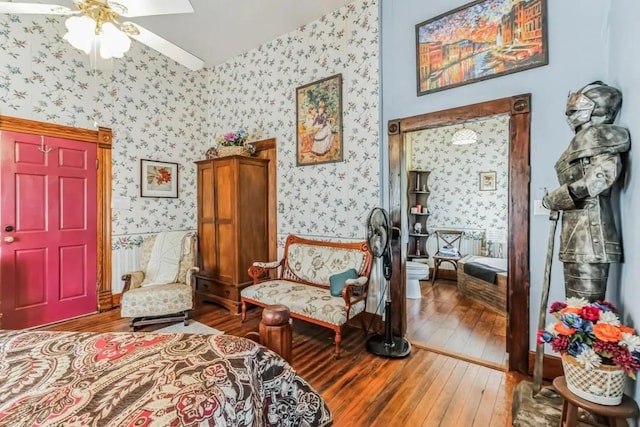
[406,260,430,299]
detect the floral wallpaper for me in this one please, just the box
[207,0,381,242]
[409,114,509,240]
[0,14,209,238]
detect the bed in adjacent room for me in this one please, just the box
[457,255,507,315]
[0,330,332,426]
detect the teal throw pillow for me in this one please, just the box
[329,268,359,297]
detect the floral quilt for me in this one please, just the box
[0,330,332,426]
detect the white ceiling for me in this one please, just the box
[9,0,356,67]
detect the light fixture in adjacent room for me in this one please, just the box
[450,126,479,145]
[63,1,137,60]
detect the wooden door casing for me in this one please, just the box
[387,95,531,374]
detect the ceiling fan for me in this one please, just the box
[0,0,204,70]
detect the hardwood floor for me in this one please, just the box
[407,278,508,368]
[40,300,524,426]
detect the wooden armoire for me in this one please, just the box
[195,155,269,314]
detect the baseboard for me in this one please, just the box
[358,312,383,334]
[112,293,121,308]
[429,268,457,281]
[98,290,113,312]
[528,351,563,380]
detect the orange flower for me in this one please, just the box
[560,307,581,315]
[554,322,576,336]
[620,325,636,335]
[593,323,622,342]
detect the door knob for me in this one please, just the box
[4,236,15,243]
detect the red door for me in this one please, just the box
[1,131,97,329]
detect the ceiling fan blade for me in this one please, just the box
[115,0,193,18]
[0,2,74,15]
[127,23,204,71]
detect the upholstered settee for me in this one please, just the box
[120,233,199,330]
[241,234,373,357]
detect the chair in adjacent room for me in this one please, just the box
[431,230,464,284]
[120,232,199,331]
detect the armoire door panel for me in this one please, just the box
[214,162,234,221]
[200,166,214,219]
[216,222,235,284]
[200,222,215,273]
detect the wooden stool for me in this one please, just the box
[248,304,292,363]
[553,376,639,427]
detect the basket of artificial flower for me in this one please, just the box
[206,130,255,158]
[538,297,640,405]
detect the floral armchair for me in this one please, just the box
[120,232,198,331]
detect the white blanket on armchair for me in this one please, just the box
[142,231,190,287]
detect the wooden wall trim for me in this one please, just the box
[528,351,563,381]
[387,94,531,374]
[0,115,112,146]
[0,115,113,312]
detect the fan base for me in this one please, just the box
[366,334,411,358]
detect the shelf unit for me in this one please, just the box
[408,169,431,258]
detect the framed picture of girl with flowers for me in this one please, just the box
[140,159,179,198]
[296,74,343,166]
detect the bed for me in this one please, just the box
[457,255,507,315]
[0,330,332,426]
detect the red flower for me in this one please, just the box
[580,306,600,321]
[549,301,567,313]
[550,335,569,354]
[613,350,640,378]
[536,330,544,345]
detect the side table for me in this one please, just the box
[553,376,639,427]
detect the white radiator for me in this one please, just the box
[111,234,149,294]
[111,244,143,294]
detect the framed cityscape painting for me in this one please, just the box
[415,0,548,96]
[296,74,343,166]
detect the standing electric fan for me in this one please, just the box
[365,207,411,358]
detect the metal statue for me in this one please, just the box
[543,81,630,302]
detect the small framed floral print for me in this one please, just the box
[140,159,179,198]
[479,171,497,191]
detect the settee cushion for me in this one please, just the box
[241,280,366,326]
[329,268,359,297]
[284,243,368,287]
[120,283,192,318]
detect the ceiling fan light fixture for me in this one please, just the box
[64,15,132,59]
[451,127,479,145]
[64,15,96,54]
[98,22,131,59]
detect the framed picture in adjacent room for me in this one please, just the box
[479,171,497,191]
[295,74,343,166]
[415,0,548,96]
[140,159,179,198]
